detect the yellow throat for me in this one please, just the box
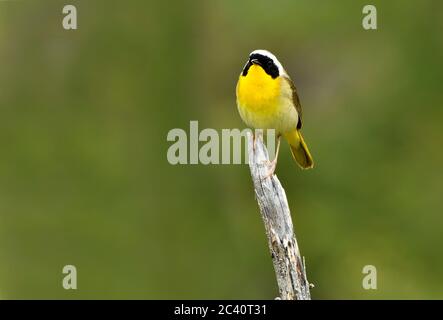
[236,64,281,113]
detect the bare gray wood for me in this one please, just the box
[247,131,311,300]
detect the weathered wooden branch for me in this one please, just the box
[247,131,311,300]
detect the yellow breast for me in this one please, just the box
[236,65,282,114]
[237,64,295,131]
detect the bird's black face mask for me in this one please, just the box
[242,53,280,79]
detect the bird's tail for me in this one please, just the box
[284,129,314,169]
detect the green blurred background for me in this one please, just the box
[1,0,442,299]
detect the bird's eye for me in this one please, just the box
[267,61,273,66]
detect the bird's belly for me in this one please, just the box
[237,98,298,134]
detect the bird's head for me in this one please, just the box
[242,49,284,79]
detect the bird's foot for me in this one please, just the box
[261,159,277,180]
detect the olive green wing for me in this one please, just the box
[283,75,303,129]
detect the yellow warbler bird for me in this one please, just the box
[236,49,314,175]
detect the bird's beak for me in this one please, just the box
[250,59,261,66]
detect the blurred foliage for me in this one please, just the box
[0,0,442,299]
